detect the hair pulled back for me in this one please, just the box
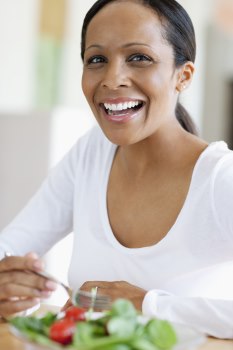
[81,0,198,135]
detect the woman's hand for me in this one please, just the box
[0,252,57,317]
[79,281,147,311]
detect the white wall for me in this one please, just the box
[202,24,233,144]
[0,112,50,230]
[60,0,95,110]
[178,0,214,129]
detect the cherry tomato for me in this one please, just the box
[49,319,75,345]
[65,306,86,321]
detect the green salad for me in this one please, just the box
[10,299,177,350]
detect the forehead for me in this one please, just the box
[85,1,168,49]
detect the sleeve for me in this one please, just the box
[0,141,79,259]
[211,153,233,245]
[142,290,233,339]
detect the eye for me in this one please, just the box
[128,54,153,66]
[85,55,107,67]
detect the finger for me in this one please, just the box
[80,281,128,298]
[79,282,117,303]
[25,252,39,259]
[25,252,45,272]
[0,270,57,292]
[80,281,114,291]
[0,255,43,274]
[80,281,138,299]
[0,282,52,301]
[0,298,40,318]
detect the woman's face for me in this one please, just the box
[82,1,183,145]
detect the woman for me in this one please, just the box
[0,0,233,338]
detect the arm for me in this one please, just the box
[142,290,233,339]
[74,279,233,339]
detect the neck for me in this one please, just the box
[116,123,206,179]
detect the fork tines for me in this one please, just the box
[73,290,111,310]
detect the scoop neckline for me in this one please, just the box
[100,141,226,255]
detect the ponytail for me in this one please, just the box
[175,102,198,136]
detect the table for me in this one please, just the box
[1,323,233,350]
[0,306,233,350]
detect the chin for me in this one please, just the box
[102,128,137,146]
[97,114,146,146]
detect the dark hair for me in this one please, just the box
[81,0,198,135]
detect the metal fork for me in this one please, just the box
[31,270,111,311]
[73,288,111,311]
[31,270,72,297]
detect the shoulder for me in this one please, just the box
[59,125,112,163]
[206,142,233,235]
[74,125,112,153]
[199,141,233,199]
[209,141,233,187]
[194,141,233,181]
[192,141,233,213]
[72,126,115,168]
[55,125,116,177]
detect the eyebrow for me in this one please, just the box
[85,42,152,52]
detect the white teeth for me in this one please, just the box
[103,100,141,111]
[123,102,128,110]
[116,103,123,111]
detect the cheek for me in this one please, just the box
[81,73,89,98]
[81,71,95,102]
[137,69,160,92]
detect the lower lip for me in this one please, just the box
[102,107,143,124]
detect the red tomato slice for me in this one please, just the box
[65,306,86,321]
[49,319,75,345]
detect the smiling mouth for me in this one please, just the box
[101,100,144,116]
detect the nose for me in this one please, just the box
[101,61,130,89]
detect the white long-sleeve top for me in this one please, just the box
[1,126,233,338]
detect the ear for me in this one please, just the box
[176,61,195,92]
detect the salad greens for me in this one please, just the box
[10,299,177,350]
[10,312,59,348]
